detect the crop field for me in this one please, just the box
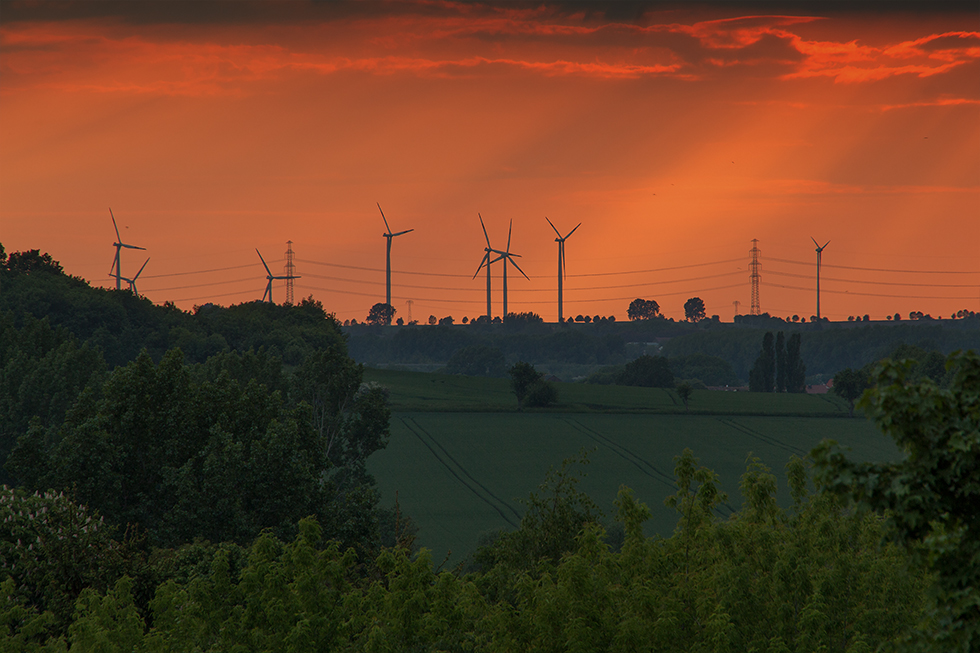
[364,370,899,565]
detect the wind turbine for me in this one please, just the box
[119,258,150,297]
[108,209,145,291]
[497,219,529,318]
[473,214,505,322]
[378,203,414,308]
[546,217,581,324]
[256,249,289,303]
[812,237,830,320]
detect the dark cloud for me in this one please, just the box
[1,0,973,26]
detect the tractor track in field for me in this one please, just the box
[564,417,737,517]
[563,417,677,491]
[400,416,520,527]
[716,418,806,457]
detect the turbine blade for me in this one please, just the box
[110,209,121,241]
[811,236,819,248]
[378,203,392,234]
[122,243,146,250]
[479,213,491,247]
[256,248,273,276]
[565,223,582,239]
[392,229,414,237]
[473,253,489,279]
[822,240,831,249]
[134,258,150,280]
[509,256,529,280]
[546,216,561,237]
[507,219,512,252]
[490,253,506,265]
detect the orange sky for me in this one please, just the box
[2,1,978,323]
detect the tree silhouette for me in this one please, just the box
[683,297,706,322]
[627,298,660,321]
[366,303,395,326]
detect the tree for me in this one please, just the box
[775,331,787,392]
[366,302,395,326]
[676,381,693,410]
[445,345,505,377]
[813,351,980,651]
[618,355,674,388]
[785,332,806,393]
[683,297,706,322]
[749,332,775,392]
[428,315,437,325]
[510,361,557,409]
[831,367,870,416]
[438,315,454,326]
[627,298,661,321]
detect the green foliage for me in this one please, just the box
[445,344,506,377]
[509,361,540,409]
[0,247,345,369]
[0,314,106,485]
[832,367,871,416]
[676,381,693,410]
[12,347,390,550]
[474,449,602,571]
[749,332,776,392]
[3,453,931,652]
[618,354,674,387]
[785,332,806,393]
[0,487,142,632]
[813,350,980,652]
[668,352,739,387]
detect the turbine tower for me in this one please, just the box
[256,249,289,304]
[378,203,414,307]
[473,214,505,321]
[546,217,581,324]
[497,219,529,317]
[108,209,145,291]
[812,237,830,320]
[119,258,150,298]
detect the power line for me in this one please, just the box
[300,269,742,293]
[294,281,746,306]
[765,281,978,301]
[296,257,743,279]
[768,257,980,275]
[141,263,255,279]
[767,269,980,288]
[143,276,264,292]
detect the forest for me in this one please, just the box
[1,246,977,651]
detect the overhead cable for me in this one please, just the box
[764,282,977,301]
[301,269,743,293]
[143,276,264,292]
[767,257,980,275]
[141,263,255,279]
[765,269,979,288]
[296,257,743,279]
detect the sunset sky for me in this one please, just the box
[2,1,978,323]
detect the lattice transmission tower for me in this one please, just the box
[284,240,297,305]
[749,239,761,315]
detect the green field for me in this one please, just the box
[364,370,898,565]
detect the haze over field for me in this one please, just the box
[2,1,978,322]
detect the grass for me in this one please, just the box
[363,368,851,416]
[365,370,892,565]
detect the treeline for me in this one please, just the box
[664,321,980,381]
[0,246,344,368]
[6,352,975,651]
[1,450,932,651]
[0,248,397,547]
